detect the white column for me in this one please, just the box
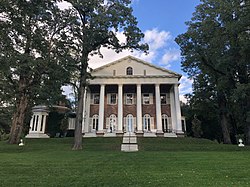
[42,114,47,133]
[29,115,34,132]
[170,86,177,132]
[98,84,105,134]
[136,84,143,133]
[117,84,123,134]
[155,84,163,134]
[174,84,183,134]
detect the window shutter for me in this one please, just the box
[149,93,153,104]
[166,93,170,104]
[133,94,136,104]
[106,118,110,130]
[150,117,154,130]
[133,117,137,130]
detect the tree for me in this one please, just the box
[62,0,148,150]
[0,0,73,144]
[176,0,250,144]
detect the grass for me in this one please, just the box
[0,137,250,187]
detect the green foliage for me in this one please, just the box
[176,0,250,143]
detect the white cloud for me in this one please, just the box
[144,28,171,51]
[160,49,180,68]
[179,76,193,103]
[89,28,172,68]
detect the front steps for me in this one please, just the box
[121,132,138,152]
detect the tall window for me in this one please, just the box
[143,114,151,132]
[91,94,100,104]
[126,114,134,132]
[126,67,133,75]
[125,93,135,105]
[108,93,117,105]
[162,114,169,132]
[161,93,170,105]
[109,114,117,132]
[142,93,153,104]
[92,114,99,130]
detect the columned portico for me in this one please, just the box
[84,55,184,137]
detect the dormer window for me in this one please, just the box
[126,67,133,75]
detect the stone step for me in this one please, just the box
[164,133,177,138]
[121,144,138,152]
[122,137,137,144]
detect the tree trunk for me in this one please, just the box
[72,61,88,150]
[218,92,232,144]
[8,94,29,144]
[72,84,84,150]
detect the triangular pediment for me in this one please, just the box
[92,56,181,79]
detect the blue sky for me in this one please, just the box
[59,0,201,101]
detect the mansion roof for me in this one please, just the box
[89,56,182,85]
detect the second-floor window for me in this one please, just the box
[108,93,117,105]
[125,93,135,105]
[142,93,153,104]
[91,94,100,104]
[126,67,133,75]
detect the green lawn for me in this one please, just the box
[0,137,249,187]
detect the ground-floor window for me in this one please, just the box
[162,114,171,132]
[143,114,151,132]
[125,114,135,132]
[92,114,99,131]
[106,114,117,132]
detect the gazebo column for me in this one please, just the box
[136,84,143,135]
[117,84,124,135]
[97,84,105,135]
[155,84,163,136]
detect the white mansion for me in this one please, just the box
[26,56,185,138]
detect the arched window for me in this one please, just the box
[143,114,151,132]
[92,114,99,131]
[162,114,169,133]
[126,67,133,75]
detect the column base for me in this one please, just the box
[116,131,124,137]
[136,130,144,137]
[156,130,164,137]
[176,130,185,137]
[26,132,50,138]
[96,131,104,136]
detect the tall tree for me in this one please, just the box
[0,0,73,144]
[176,0,250,144]
[62,0,148,150]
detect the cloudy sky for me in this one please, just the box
[59,0,200,102]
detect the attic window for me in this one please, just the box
[126,67,133,75]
